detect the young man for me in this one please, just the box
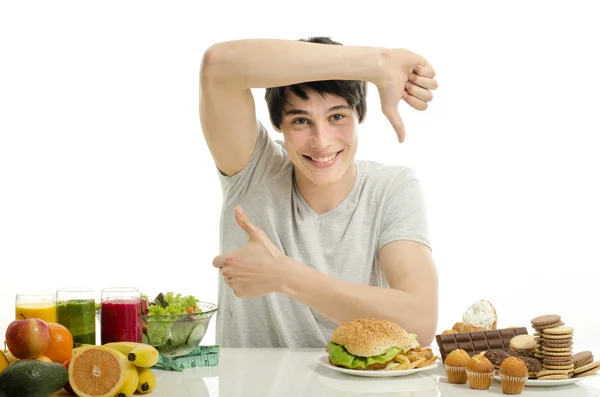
[201,37,439,348]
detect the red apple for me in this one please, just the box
[5,318,51,359]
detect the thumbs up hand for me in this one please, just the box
[212,206,286,298]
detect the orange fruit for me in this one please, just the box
[68,346,128,397]
[43,323,74,363]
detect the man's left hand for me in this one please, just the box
[212,206,286,298]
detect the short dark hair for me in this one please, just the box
[264,36,367,130]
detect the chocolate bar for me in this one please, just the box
[435,327,528,361]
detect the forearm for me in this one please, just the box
[279,257,438,346]
[201,39,383,88]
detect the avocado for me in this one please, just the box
[0,359,68,397]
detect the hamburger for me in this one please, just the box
[326,318,419,370]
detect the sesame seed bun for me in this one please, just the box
[330,318,412,357]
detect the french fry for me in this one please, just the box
[393,354,410,370]
[408,357,426,369]
[416,355,438,368]
[384,362,401,370]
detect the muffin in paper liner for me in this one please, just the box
[466,369,494,390]
[500,373,527,395]
[445,365,468,384]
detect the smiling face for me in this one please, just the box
[275,88,360,188]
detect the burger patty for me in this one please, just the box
[328,356,395,370]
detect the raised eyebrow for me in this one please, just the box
[283,105,351,117]
[284,108,309,117]
[327,105,352,112]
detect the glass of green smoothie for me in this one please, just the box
[56,287,96,346]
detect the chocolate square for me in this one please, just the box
[455,333,471,342]
[473,340,489,350]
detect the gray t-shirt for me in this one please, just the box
[214,121,431,348]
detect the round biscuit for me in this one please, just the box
[531,314,561,326]
[537,369,571,376]
[575,357,594,368]
[542,346,573,352]
[544,364,574,370]
[510,334,536,350]
[573,361,600,374]
[534,321,565,330]
[542,334,573,340]
[543,351,573,357]
[574,365,600,378]
[544,358,573,365]
[543,341,573,348]
[543,326,574,335]
[572,351,593,365]
[544,360,573,366]
[538,374,569,380]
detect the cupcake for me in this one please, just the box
[444,349,470,384]
[499,356,528,395]
[465,354,495,390]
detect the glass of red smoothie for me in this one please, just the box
[100,287,142,344]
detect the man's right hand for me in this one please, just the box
[374,49,438,143]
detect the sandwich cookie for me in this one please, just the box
[572,351,594,369]
[573,361,600,378]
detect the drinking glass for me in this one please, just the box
[15,291,56,323]
[100,287,142,344]
[56,287,96,345]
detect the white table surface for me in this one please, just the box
[148,346,600,397]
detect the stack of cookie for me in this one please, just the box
[573,351,600,378]
[531,315,574,379]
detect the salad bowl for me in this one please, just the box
[96,292,218,357]
[141,301,217,357]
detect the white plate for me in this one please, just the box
[493,375,592,387]
[317,355,439,378]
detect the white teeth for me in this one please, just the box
[310,153,337,162]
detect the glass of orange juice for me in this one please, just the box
[15,290,57,323]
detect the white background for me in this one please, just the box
[1,0,599,353]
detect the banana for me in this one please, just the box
[3,343,18,364]
[116,364,139,397]
[0,350,9,374]
[136,367,157,394]
[103,342,159,368]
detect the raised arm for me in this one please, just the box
[199,39,381,176]
[199,39,437,175]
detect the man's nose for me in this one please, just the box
[310,122,331,149]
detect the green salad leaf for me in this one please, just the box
[143,292,201,316]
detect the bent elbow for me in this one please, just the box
[200,42,239,85]
[200,43,223,83]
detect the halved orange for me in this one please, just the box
[68,345,128,397]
